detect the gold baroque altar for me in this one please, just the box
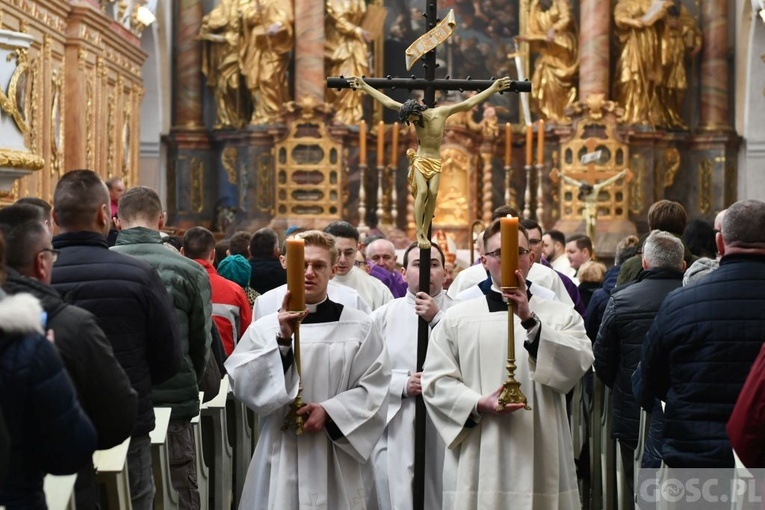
[0,0,146,206]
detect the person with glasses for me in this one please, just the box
[324,222,393,311]
[0,203,137,508]
[422,218,593,509]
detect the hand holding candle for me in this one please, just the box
[359,120,367,165]
[537,119,545,165]
[505,123,512,167]
[500,216,519,289]
[525,124,533,167]
[286,239,305,311]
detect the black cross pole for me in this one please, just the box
[327,4,529,509]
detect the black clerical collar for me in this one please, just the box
[302,298,344,324]
[485,281,534,313]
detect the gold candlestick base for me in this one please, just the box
[282,382,306,434]
[497,358,531,410]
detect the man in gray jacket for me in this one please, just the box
[113,186,213,509]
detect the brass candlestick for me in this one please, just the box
[282,320,306,434]
[497,297,530,410]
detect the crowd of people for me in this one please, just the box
[1,170,764,510]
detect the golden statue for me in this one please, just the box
[657,1,701,129]
[199,0,247,128]
[613,0,671,126]
[325,0,371,125]
[517,0,578,124]
[240,0,294,125]
[348,76,513,248]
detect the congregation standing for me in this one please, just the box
[1,170,765,510]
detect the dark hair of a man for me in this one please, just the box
[228,231,252,257]
[491,206,520,221]
[324,221,360,242]
[117,186,162,223]
[53,169,108,229]
[249,228,279,259]
[163,235,183,252]
[182,227,216,260]
[15,197,52,216]
[682,219,716,259]
[647,200,687,236]
[215,239,230,267]
[721,199,765,249]
[566,233,593,253]
[398,99,427,124]
[520,219,542,236]
[545,229,566,246]
[0,220,48,271]
[402,241,445,268]
[0,203,46,227]
[483,218,529,246]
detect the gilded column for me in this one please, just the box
[699,0,729,131]
[173,0,204,129]
[294,0,325,101]
[578,0,610,101]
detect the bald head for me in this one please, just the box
[53,170,110,235]
[366,238,397,272]
[720,200,765,251]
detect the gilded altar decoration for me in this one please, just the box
[629,154,645,214]
[553,93,630,239]
[663,147,680,188]
[275,96,342,219]
[240,0,294,125]
[434,147,471,225]
[0,48,30,135]
[221,146,238,185]
[190,157,205,213]
[50,69,63,178]
[325,0,370,125]
[519,0,578,124]
[698,158,713,214]
[256,152,273,213]
[200,0,247,128]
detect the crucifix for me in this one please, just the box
[551,140,632,243]
[327,6,530,509]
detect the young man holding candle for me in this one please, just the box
[422,218,593,510]
[369,241,456,510]
[225,230,391,509]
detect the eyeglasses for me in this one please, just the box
[354,259,368,267]
[484,248,530,259]
[40,248,60,263]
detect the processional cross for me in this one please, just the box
[327,5,530,509]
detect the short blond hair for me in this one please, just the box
[578,260,607,283]
[295,230,338,266]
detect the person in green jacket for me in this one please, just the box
[112,186,213,510]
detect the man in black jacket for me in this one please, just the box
[0,204,138,508]
[594,230,685,499]
[636,199,765,469]
[51,170,182,510]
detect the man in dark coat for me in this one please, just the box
[635,199,765,468]
[594,230,685,497]
[0,204,137,509]
[51,170,181,510]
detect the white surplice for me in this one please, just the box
[226,300,391,510]
[333,266,394,311]
[422,290,593,510]
[252,281,372,320]
[369,291,456,510]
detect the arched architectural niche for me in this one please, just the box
[736,0,765,201]
[138,1,173,206]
